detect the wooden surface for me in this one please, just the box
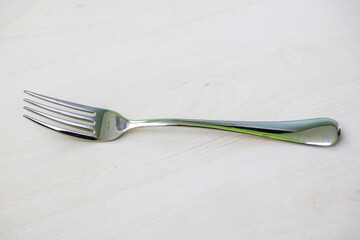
[1,0,360,239]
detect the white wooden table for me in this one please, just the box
[1,0,359,239]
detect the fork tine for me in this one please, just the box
[24,90,95,113]
[23,115,97,140]
[24,98,94,123]
[24,106,94,132]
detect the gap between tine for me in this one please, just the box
[23,115,97,140]
[24,90,95,114]
[24,106,94,132]
[23,98,95,123]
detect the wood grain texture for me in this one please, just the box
[0,0,359,239]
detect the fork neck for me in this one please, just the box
[128,118,186,128]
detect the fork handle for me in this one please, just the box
[130,118,340,146]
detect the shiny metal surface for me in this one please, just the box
[23,90,340,146]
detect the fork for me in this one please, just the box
[23,90,340,146]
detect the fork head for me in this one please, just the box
[23,90,130,141]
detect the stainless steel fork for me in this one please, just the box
[23,90,340,146]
